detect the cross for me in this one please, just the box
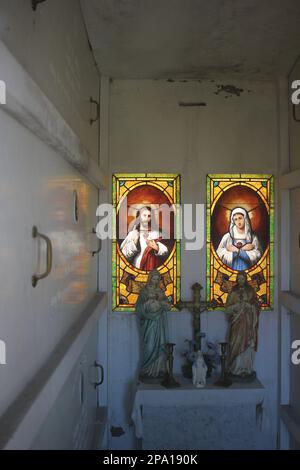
[176,283,219,351]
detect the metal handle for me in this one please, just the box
[90,97,100,125]
[32,226,52,287]
[92,228,102,256]
[293,104,300,122]
[93,361,104,389]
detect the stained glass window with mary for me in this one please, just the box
[216,207,262,271]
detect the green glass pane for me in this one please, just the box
[208,173,241,179]
[147,173,178,178]
[114,173,146,178]
[270,176,275,207]
[241,173,272,179]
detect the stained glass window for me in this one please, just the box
[206,174,274,310]
[112,173,181,311]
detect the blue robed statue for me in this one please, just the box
[136,269,171,382]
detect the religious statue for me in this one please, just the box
[225,271,260,381]
[136,269,171,382]
[192,350,207,388]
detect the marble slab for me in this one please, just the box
[132,375,268,449]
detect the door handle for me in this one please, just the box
[91,227,102,257]
[90,97,100,125]
[92,361,104,389]
[32,226,52,287]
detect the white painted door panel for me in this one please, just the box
[290,188,300,296]
[31,328,101,450]
[0,108,99,417]
[289,57,300,172]
[0,0,100,163]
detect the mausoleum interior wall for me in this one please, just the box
[107,79,279,449]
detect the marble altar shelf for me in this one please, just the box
[131,375,268,450]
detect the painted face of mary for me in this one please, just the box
[216,207,262,271]
[233,212,245,232]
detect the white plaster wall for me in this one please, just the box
[108,79,279,449]
[96,78,111,427]
[0,0,99,162]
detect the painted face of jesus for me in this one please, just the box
[140,208,151,230]
[233,213,245,231]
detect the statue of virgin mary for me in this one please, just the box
[136,269,171,382]
[216,207,261,271]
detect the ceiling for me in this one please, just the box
[80,0,300,79]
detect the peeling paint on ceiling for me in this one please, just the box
[80,0,300,79]
[214,84,244,97]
